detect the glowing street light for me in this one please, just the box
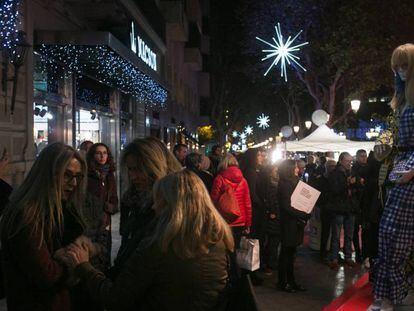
[305,121,312,129]
[351,99,361,113]
[293,125,300,133]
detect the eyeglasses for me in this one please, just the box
[64,171,84,184]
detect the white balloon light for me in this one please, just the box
[311,109,329,126]
[280,125,293,138]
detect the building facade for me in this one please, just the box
[0,0,209,186]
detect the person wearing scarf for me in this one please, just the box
[84,143,118,273]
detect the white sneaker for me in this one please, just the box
[400,290,414,306]
[381,299,394,311]
[366,299,394,311]
[364,257,370,269]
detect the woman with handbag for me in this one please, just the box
[277,159,311,293]
[211,153,252,247]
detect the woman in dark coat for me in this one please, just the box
[277,159,310,293]
[185,152,214,192]
[115,137,182,275]
[0,143,86,311]
[84,143,118,272]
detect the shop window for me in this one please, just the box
[33,103,63,155]
[75,109,100,147]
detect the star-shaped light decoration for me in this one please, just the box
[232,131,239,138]
[257,113,270,129]
[239,132,247,140]
[244,125,253,135]
[256,22,309,82]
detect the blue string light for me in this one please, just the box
[37,44,167,108]
[0,0,21,51]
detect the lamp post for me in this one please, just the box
[293,125,300,140]
[305,120,312,130]
[351,99,361,113]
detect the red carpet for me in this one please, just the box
[323,273,374,311]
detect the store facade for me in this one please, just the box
[31,4,168,165]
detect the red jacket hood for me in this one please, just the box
[220,166,244,184]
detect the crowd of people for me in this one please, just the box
[0,43,413,311]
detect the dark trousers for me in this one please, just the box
[232,226,244,249]
[264,234,280,269]
[364,222,379,260]
[353,216,362,261]
[278,245,296,286]
[320,209,332,257]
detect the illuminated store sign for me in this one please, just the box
[130,21,157,71]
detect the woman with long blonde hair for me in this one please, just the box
[0,143,87,311]
[116,137,182,272]
[66,170,234,310]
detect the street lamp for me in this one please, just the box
[351,99,361,113]
[305,120,312,129]
[293,125,300,133]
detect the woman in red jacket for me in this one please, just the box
[211,153,252,246]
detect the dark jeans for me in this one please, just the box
[232,226,244,249]
[330,214,355,261]
[263,234,281,269]
[364,222,379,259]
[320,209,333,257]
[278,245,297,286]
[353,216,362,260]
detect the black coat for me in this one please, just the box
[327,166,357,215]
[0,178,12,214]
[278,177,309,247]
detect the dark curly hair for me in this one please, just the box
[86,143,116,172]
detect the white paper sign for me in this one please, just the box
[290,180,321,214]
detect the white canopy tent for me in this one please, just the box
[283,124,376,155]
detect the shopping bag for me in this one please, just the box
[236,237,260,271]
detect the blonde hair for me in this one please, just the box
[217,153,238,172]
[122,137,182,191]
[152,170,234,258]
[390,43,414,109]
[1,143,86,247]
[200,154,211,171]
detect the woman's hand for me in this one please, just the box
[395,170,414,184]
[66,242,90,265]
[242,227,250,235]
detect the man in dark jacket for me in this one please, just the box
[327,152,358,269]
[351,149,369,263]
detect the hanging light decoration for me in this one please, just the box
[0,0,21,51]
[37,44,168,108]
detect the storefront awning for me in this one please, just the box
[34,31,168,108]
